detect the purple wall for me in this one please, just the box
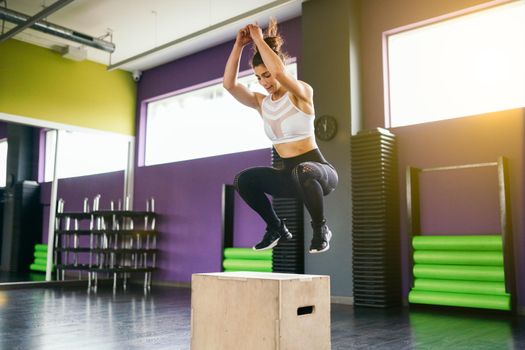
[418,167,499,235]
[134,18,301,283]
[133,149,269,282]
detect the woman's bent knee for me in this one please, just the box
[234,167,266,192]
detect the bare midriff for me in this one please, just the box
[273,136,318,158]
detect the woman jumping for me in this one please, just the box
[223,19,338,253]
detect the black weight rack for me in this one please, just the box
[54,196,158,291]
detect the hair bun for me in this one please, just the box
[264,17,282,51]
[250,17,288,67]
[264,36,283,52]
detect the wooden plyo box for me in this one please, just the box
[191,271,330,350]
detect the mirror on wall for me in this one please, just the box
[0,121,42,283]
[0,119,132,284]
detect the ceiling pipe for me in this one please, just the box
[0,4,115,53]
[0,0,74,42]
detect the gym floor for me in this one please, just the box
[0,285,523,349]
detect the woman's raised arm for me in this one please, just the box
[223,27,264,111]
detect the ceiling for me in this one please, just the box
[1,0,302,72]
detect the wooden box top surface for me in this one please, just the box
[193,271,329,281]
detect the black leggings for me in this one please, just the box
[234,149,338,229]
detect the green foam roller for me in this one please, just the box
[413,264,504,282]
[30,264,47,272]
[34,244,48,252]
[413,235,502,251]
[223,269,272,273]
[34,251,47,259]
[413,279,508,295]
[223,259,272,272]
[224,248,272,260]
[414,251,503,266]
[409,290,510,310]
[223,269,249,273]
[34,258,48,266]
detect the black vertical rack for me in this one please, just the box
[350,128,401,307]
[221,184,235,269]
[271,148,304,274]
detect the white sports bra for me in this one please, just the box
[260,93,315,145]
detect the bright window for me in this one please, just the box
[44,130,129,181]
[144,63,297,166]
[385,1,525,127]
[0,139,7,187]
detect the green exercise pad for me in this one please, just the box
[413,278,508,295]
[224,248,272,260]
[409,290,510,310]
[30,264,47,272]
[34,251,48,259]
[34,258,48,266]
[223,259,272,272]
[414,251,503,266]
[223,269,274,273]
[413,235,502,251]
[35,244,48,252]
[413,264,504,282]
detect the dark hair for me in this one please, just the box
[251,18,288,67]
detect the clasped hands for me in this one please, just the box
[236,24,264,47]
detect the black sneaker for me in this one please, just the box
[253,221,292,251]
[309,222,332,254]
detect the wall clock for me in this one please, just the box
[314,115,338,141]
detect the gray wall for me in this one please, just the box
[301,0,361,297]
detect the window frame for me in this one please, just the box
[0,138,7,188]
[42,128,130,182]
[138,59,297,167]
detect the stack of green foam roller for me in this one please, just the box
[408,235,510,310]
[30,244,54,273]
[222,248,272,272]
